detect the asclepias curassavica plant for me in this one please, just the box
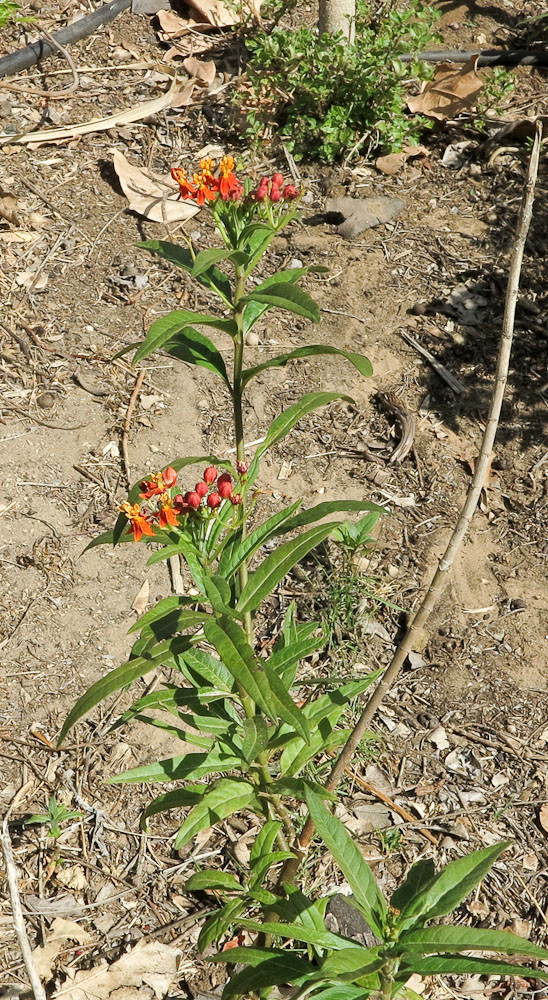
[58,155,548,998]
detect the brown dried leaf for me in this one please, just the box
[407,55,484,121]
[132,579,150,615]
[170,80,196,107]
[183,56,217,85]
[32,918,93,981]
[375,142,430,176]
[538,803,548,834]
[184,0,240,26]
[113,150,199,224]
[62,941,180,1000]
[157,9,208,36]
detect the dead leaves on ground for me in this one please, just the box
[407,55,484,121]
[112,150,199,224]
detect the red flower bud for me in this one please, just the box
[173,493,186,511]
[272,173,284,186]
[236,460,249,475]
[185,491,202,509]
[218,481,233,499]
[270,183,281,203]
[203,466,218,484]
[207,492,222,509]
[217,472,232,487]
[195,481,208,497]
[163,466,177,487]
[230,493,242,505]
[283,184,299,201]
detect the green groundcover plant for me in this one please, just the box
[59,156,548,998]
[237,0,440,161]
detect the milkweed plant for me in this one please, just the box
[60,155,548,999]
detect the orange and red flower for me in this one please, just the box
[171,167,198,201]
[157,493,180,530]
[218,155,243,201]
[120,502,155,542]
[140,466,177,499]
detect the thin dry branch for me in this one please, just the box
[1,814,47,1000]
[280,120,543,880]
[122,370,145,488]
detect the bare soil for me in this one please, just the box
[1,0,548,997]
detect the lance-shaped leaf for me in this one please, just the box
[141,784,207,825]
[236,522,336,615]
[242,345,372,389]
[397,841,511,930]
[163,329,230,384]
[213,948,314,996]
[244,282,320,321]
[396,924,548,961]
[250,820,283,863]
[174,777,258,848]
[319,947,383,981]
[398,954,548,978]
[178,647,235,694]
[138,239,232,304]
[198,898,246,952]
[185,870,243,893]
[203,575,241,620]
[242,716,269,762]
[203,616,279,722]
[218,499,303,580]
[280,501,386,535]
[268,631,326,689]
[306,791,388,939]
[248,850,296,888]
[107,747,242,785]
[58,636,191,745]
[191,247,233,276]
[390,859,436,914]
[238,917,350,951]
[254,392,353,463]
[128,595,195,634]
[133,309,235,361]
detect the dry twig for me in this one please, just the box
[280,120,543,881]
[122,371,145,487]
[1,812,47,1000]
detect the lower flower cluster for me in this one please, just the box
[170,155,299,207]
[119,464,243,541]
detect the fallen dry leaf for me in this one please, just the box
[375,142,430,176]
[58,941,181,1000]
[325,194,405,239]
[183,55,216,85]
[3,80,178,147]
[539,803,548,834]
[184,0,240,27]
[157,9,207,36]
[16,269,48,291]
[407,55,484,121]
[132,579,150,615]
[33,918,92,981]
[113,150,199,224]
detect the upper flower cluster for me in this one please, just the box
[171,156,300,208]
[171,155,243,206]
[119,464,242,541]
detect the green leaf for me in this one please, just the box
[133,608,209,642]
[128,595,195,634]
[397,841,511,930]
[305,791,388,939]
[107,748,242,784]
[133,309,235,361]
[236,523,336,614]
[163,329,230,383]
[178,647,235,694]
[191,247,233,276]
[185,870,243,893]
[244,282,320,321]
[58,637,191,745]
[390,859,436,914]
[250,820,283,863]
[399,954,548,978]
[203,575,241,620]
[138,240,233,304]
[241,345,372,389]
[267,777,336,801]
[319,946,383,980]
[268,632,326,689]
[280,725,352,778]
[218,499,303,580]
[280,501,386,535]
[198,898,246,952]
[301,988,368,1000]
[248,851,296,888]
[174,777,257,848]
[141,784,208,825]
[215,949,313,996]
[238,917,349,951]
[203,617,278,722]
[255,392,353,461]
[242,716,269,762]
[397,924,548,961]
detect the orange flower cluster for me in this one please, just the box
[171,155,243,206]
[119,464,242,541]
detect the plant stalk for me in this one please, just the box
[277,121,543,888]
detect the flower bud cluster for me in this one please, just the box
[252,173,299,204]
[119,464,243,541]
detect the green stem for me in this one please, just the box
[232,267,253,647]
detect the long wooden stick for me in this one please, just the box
[280,122,543,881]
[1,814,47,1000]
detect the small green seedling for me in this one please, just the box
[26,795,83,841]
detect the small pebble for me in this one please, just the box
[245,330,260,346]
[36,392,56,409]
[510,598,527,611]
[409,302,426,315]
[469,163,482,176]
